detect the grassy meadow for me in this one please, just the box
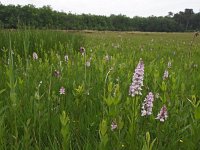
[0,29,200,149]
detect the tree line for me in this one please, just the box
[0,3,199,32]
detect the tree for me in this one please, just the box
[167,12,174,18]
[0,3,198,32]
[184,9,194,30]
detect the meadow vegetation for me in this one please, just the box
[0,30,200,149]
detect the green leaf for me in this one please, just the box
[181,83,185,93]
[142,143,148,150]
[108,82,113,93]
[154,70,160,78]
[102,134,108,145]
[99,119,107,136]
[150,138,157,150]
[118,117,124,130]
[60,111,70,126]
[104,97,113,106]
[146,132,150,146]
[0,89,6,95]
[161,81,167,92]
[194,107,200,120]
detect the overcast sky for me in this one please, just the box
[1,0,200,17]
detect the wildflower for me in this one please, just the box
[167,61,171,68]
[59,87,65,95]
[110,67,114,71]
[38,81,42,87]
[105,55,110,61]
[86,90,90,95]
[80,47,85,55]
[155,105,168,122]
[54,70,60,78]
[193,64,198,68]
[64,55,69,63]
[116,77,120,82]
[86,57,92,67]
[163,70,169,80]
[141,92,154,116]
[129,58,144,97]
[33,52,38,60]
[111,121,117,131]
[112,43,120,49]
[155,93,160,99]
[86,61,91,67]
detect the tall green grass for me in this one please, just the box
[0,30,200,149]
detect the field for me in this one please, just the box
[0,30,200,149]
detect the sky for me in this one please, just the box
[1,0,200,17]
